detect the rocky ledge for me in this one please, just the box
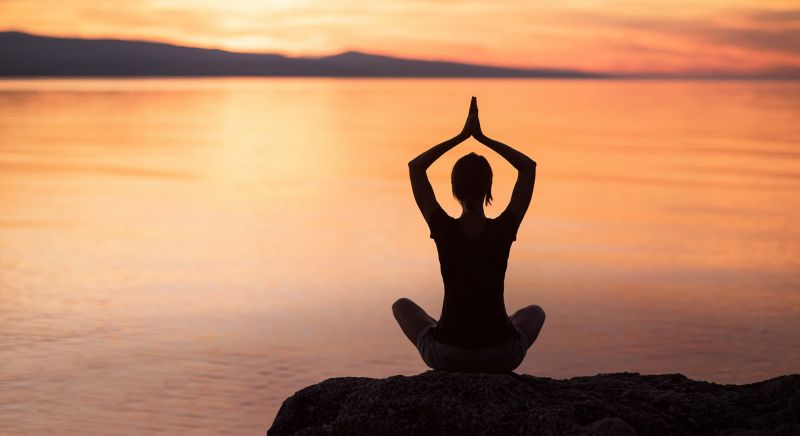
[268,371,800,436]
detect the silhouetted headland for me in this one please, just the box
[0,32,601,78]
[3,32,799,79]
[268,371,800,435]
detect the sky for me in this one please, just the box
[1,0,799,75]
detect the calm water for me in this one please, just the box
[1,78,799,434]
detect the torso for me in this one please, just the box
[427,207,521,348]
[456,216,487,242]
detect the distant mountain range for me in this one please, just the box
[3,32,798,79]
[0,31,601,78]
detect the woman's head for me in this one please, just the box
[451,152,493,210]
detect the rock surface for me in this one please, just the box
[268,371,800,436]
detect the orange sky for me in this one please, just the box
[2,0,799,74]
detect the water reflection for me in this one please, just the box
[0,78,799,434]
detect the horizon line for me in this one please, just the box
[2,30,799,80]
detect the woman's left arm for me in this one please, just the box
[409,98,476,223]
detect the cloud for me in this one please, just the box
[706,27,800,55]
[562,10,800,58]
[744,9,800,23]
[1,0,799,73]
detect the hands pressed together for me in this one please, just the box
[409,95,535,221]
[453,96,537,173]
[458,96,486,141]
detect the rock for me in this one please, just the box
[584,417,638,436]
[268,371,800,436]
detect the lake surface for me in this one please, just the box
[1,78,799,434]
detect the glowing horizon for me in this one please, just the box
[1,0,799,74]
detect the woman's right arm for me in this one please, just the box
[473,119,537,221]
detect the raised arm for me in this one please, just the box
[472,103,537,222]
[409,97,477,223]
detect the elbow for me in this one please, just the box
[519,157,537,174]
[408,159,423,172]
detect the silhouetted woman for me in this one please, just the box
[393,97,545,373]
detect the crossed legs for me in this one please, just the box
[392,298,546,350]
[392,298,437,346]
[509,305,546,348]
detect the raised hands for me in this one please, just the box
[459,96,481,139]
[471,98,484,140]
[409,95,536,222]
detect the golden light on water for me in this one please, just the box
[2,78,800,434]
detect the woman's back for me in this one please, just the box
[428,206,521,348]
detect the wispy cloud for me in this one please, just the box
[564,10,800,56]
[743,9,800,23]
[1,0,799,74]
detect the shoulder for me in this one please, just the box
[427,204,453,239]
[496,208,520,225]
[494,209,521,241]
[426,203,452,224]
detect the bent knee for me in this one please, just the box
[392,297,414,315]
[524,305,546,321]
